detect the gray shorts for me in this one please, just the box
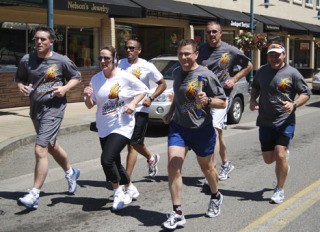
[32,117,63,147]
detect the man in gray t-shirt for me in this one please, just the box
[161,39,226,230]
[15,26,81,209]
[197,21,253,182]
[250,43,311,204]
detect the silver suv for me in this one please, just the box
[148,56,250,124]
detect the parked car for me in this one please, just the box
[148,56,250,124]
[312,71,320,94]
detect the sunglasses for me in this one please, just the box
[98,56,112,62]
[206,30,219,35]
[125,46,136,51]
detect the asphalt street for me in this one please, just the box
[1,95,320,232]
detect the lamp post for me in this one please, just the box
[47,0,54,50]
[249,0,274,88]
[249,0,254,88]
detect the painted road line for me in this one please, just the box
[240,178,320,232]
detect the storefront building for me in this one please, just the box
[1,0,320,109]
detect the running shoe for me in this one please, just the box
[65,167,80,194]
[126,184,140,200]
[271,187,284,204]
[206,193,224,218]
[218,161,235,181]
[162,211,186,230]
[112,188,126,210]
[148,154,160,177]
[17,189,39,209]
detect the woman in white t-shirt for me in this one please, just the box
[83,46,148,211]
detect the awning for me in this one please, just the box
[294,21,320,36]
[251,14,280,31]
[263,15,307,34]
[131,0,214,24]
[195,4,251,29]
[54,0,143,18]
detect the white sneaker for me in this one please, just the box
[123,191,132,205]
[271,187,284,204]
[218,161,235,181]
[65,168,80,194]
[206,193,224,218]
[18,189,40,209]
[162,211,186,230]
[126,184,140,200]
[148,154,160,177]
[112,188,125,210]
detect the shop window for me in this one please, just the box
[194,30,205,46]
[67,28,94,67]
[0,23,97,69]
[223,31,236,46]
[289,39,310,68]
[315,46,320,69]
[0,22,26,69]
[115,24,183,60]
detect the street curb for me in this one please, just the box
[0,123,90,157]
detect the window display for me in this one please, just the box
[0,22,96,69]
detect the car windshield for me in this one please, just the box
[150,60,179,80]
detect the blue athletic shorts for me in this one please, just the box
[259,123,295,152]
[168,121,216,157]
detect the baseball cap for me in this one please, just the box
[267,44,285,54]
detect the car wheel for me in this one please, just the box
[227,96,243,124]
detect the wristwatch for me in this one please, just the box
[206,97,212,106]
[149,96,154,102]
[293,101,297,110]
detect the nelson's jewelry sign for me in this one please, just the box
[53,0,142,17]
[55,0,109,13]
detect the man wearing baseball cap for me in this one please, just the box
[249,42,311,204]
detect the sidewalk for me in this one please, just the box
[0,102,96,156]
[0,78,313,157]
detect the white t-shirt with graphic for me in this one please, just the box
[90,69,148,139]
[118,58,163,113]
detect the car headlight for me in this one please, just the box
[154,91,174,102]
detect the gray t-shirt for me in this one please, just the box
[172,65,226,128]
[251,63,311,127]
[197,41,250,96]
[15,51,81,120]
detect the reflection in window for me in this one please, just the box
[0,22,98,69]
[115,24,183,60]
[0,22,26,68]
[67,28,94,67]
[290,39,310,68]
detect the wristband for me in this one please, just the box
[149,96,154,102]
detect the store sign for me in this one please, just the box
[265,24,280,31]
[230,21,250,29]
[55,1,109,14]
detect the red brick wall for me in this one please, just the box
[0,68,100,109]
